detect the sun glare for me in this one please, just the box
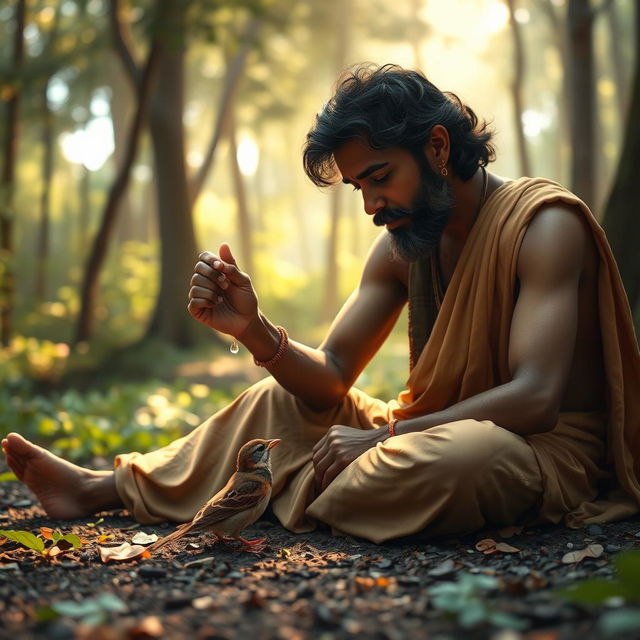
[59,116,115,171]
[237,136,259,177]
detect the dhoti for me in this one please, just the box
[115,377,544,543]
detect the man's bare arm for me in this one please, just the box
[391,204,590,437]
[239,233,407,411]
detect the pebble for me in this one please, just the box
[587,524,604,536]
[140,566,167,579]
[606,544,622,553]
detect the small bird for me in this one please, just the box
[148,438,280,554]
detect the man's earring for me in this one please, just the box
[440,162,448,177]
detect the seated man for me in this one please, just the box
[3,65,639,543]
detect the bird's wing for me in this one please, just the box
[189,472,269,531]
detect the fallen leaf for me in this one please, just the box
[561,543,604,564]
[98,542,150,562]
[475,538,520,554]
[131,532,159,545]
[126,615,163,638]
[97,534,112,544]
[39,527,54,540]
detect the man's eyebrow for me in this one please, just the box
[341,162,389,184]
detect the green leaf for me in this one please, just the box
[52,531,62,543]
[0,472,17,482]
[599,608,640,638]
[556,579,631,605]
[60,533,82,549]
[0,529,45,553]
[614,551,640,594]
[489,610,529,631]
[458,601,487,628]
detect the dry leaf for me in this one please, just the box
[126,616,164,639]
[39,527,54,540]
[98,542,150,562]
[131,531,159,545]
[475,538,520,554]
[561,543,604,564]
[97,534,112,543]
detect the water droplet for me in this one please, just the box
[229,341,239,354]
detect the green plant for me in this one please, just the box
[556,550,640,638]
[37,593,127,626]
[429,573,528,630]
[0,528,83,558]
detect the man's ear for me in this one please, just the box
[425,124,450,167]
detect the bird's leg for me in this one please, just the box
[237,536,267,546]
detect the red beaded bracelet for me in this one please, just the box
[387,417,399,439]
[254,326,289,368]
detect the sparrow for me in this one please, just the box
[148,438,280,554]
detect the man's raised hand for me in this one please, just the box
[187,243,259,339]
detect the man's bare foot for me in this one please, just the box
[1,432,122,519]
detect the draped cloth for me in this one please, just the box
[114,177,640,542]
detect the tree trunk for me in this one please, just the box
[35,82,54,302]
[506,0,531,176]
[606,0,628,123]
[145,26,202,347]
[228,108,255,279]
[602,4,640,330]
[190,17,260,205]
[540,0,570,184]
[323,0,353,322]
[0,0,26,347]
[74,41,161,345]
[109,52,136,244]
[566,0,596,207]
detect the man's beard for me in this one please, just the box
[373,164,455,262]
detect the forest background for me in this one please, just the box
[0,0,639,463]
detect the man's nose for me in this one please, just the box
[363,192,384,216]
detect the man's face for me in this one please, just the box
[334,138,454,261]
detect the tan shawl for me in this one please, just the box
[399,177,640,526]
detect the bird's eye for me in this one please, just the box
[256,444,265,451]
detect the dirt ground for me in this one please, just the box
[1,465,640,640]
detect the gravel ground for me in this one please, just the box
[1,466,640,640]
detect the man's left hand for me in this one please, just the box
[312,424,387,492]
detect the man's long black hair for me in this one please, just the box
[303,64,495,186]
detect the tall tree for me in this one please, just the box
[506,0,532,176]
[602,2,640,330]
[566,0,596,207]
[0,0,26,347]
[74,0,161,345]
[323,0,353,322]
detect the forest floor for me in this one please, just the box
[1,463,640,640]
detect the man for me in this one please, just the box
[3,65,640,543]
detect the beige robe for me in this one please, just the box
[114,177,640,543]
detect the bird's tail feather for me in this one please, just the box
[148,522,191,552]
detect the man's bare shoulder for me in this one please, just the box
[519,202,592,277]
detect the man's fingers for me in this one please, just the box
[189,285,222,302]
[218,243,237,266]
[320,462,343,492]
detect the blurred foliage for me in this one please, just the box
[0,372,236,462]
[556,550,640,638]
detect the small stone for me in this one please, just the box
[587,524,604,536]
[11,499,32,507]
[566,542,574,549]
[606,544,622,553]
[140,566,167,579]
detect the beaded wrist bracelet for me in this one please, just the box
[254,326,289,368]
[387,417,399,439]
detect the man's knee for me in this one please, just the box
[390,419,535,481]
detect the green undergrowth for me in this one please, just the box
[0,378,238,463]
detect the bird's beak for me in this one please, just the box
[267,439,281,450]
